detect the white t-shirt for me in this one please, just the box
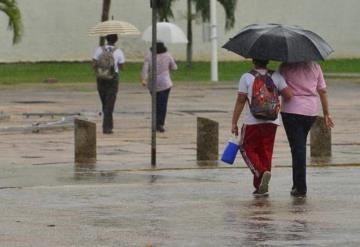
[93,45,125,73]
[238,69,288,125]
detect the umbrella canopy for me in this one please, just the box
[142,22,188,44]
[88,20,140,37]
[222,24,333,62]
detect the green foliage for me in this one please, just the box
[0,59,359,85]
[217,0,237,30]
[319,59,360,73]
[158,0,177,21]
[157,0,237,29]
[194,0,237,30]
[0,0,22,44]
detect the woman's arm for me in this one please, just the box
[280,87,293,102]
[141,57,150,87]
[318,89,335,129]
[169,54,178,71]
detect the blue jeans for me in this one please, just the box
[281,112,317,193]
[156,88,171,127]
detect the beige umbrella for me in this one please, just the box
[88,20,140,37]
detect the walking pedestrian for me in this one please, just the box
[141,42,177,133]
[279,61,335,197]
[92,34,125,134]
[231,59,292,197]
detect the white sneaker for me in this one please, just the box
[258,171,271,194]
[253,190,269,197]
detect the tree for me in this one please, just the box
[186,0,193,67]
[157,0,238,67]
[187,0,237,67]
[158,0,177,21]
[100,0,111,46]
[0,0,22,44]
[194,0,236,30]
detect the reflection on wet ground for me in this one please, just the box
[222,197,311,246]
[1,166,360,246]
[311,156,332,164]
[240,198,275,245]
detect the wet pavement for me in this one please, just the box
[0,79,359,246]
[0,79,359,169]
[1,166,360,246]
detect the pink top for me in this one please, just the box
[141,52,177,92]
[279,62,326,116]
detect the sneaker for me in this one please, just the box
[253,189,269,197]
[258,171,271,194]
[156,125,165,133]
[103,130,113,134]
[290,188,306,198]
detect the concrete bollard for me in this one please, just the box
[74,119,96,163]
[0,111,10,121]
[197,117,219,162]
[310,116,331,157]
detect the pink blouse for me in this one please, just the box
[280,62,327,116]
[141,52,177,92]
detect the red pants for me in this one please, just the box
[239,123,277,189]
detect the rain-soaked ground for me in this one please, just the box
[0,165,360,246]
[0,79,359,246]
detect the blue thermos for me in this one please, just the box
[221,136,240,165]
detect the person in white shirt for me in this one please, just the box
[92,34,125,134]
[231,59,292,197]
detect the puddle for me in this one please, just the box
[12,100,57,104]
[178,110,228,115]
[21,156,43,159]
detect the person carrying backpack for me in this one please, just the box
[231,59,292,197]
[92,34,125,134]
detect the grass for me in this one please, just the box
[0,59,359,85]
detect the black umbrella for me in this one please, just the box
[222,24,333,62]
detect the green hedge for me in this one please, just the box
[0,59,359,85]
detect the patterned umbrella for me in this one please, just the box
[88,20,140,37]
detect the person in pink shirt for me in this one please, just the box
[141,42,177,132]
[279,61,334,197]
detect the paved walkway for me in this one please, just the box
[0,79,359,246]
[0,79,359,170]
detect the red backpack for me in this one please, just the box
[248,70,280,121]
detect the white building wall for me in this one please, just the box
[0,0,359,62]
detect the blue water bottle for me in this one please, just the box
[221,135,240,165]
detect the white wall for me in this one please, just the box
[0,0,359,62]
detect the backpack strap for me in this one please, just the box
[266,70,274,77]
[102,46,117,53]
[265,70,278,92]
[249,69,278,92]
[249,69,260,77]
[249,69,274,77]
[249,69,276,87]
